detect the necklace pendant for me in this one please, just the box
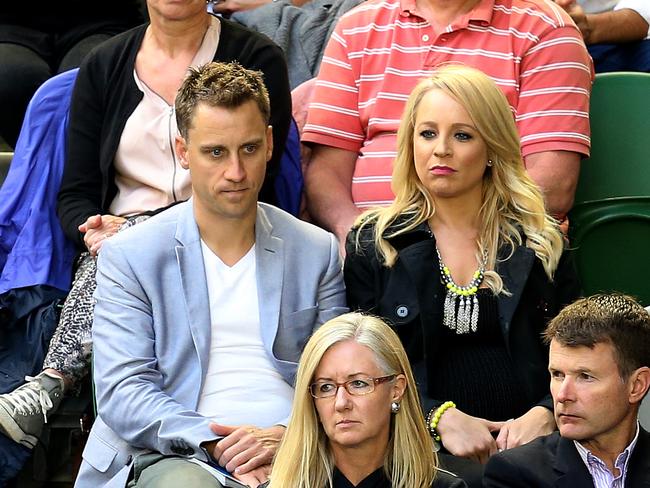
[436,246,487,335]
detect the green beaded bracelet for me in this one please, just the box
[427,401,456,448]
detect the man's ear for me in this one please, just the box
[266,125,273,162]
[628,366,650,404]
[176,135,190,170]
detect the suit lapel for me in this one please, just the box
[627,427,650,487]
[554,436,595,488]
[174,201,211,376]
[255,205,284,347]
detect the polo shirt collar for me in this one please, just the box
[399,0,495,27]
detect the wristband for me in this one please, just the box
[426,401,456,450]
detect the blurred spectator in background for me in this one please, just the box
[232,0,364,89]
[0,0,145,149]
[555,0,650,72]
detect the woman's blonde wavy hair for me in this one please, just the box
[356,64,563,292]
[269,313,438,488]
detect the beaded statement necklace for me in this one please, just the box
[436,247,487,334]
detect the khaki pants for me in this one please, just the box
[127,454,225,488]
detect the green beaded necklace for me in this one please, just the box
[436,247,487,334]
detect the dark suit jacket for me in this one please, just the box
[484,428,650,487]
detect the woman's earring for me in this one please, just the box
[487,159,493,167]
[391,401,401,414]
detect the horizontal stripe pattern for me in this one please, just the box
[303,0,593,207]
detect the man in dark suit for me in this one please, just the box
[484,293,650,488]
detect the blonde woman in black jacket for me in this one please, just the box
[344,65,580,484]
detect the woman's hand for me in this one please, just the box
[495,406,555,452]
[436,407,504,464]
[78,214,126,255]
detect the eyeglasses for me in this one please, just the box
[309,375,397,398]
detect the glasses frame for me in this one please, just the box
[309,374,397,398]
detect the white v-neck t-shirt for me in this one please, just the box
[196,241,294,426]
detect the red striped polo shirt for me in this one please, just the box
[302,0,593,208]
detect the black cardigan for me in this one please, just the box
[344,221,581,415]
[57,17,291,248]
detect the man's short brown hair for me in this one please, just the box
[175,61,270,140]
[544,293,650,378]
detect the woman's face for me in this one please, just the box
[312,340,405,455]
[413,89,489,202]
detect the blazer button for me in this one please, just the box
[396,305,409,318]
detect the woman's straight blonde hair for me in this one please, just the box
[356,64,563,293]
[269,313,438,488]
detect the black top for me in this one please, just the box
[332,467,467,488]
[431,289,529,420]
[57,17,291,248]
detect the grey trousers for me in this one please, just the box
[127,454,225,488]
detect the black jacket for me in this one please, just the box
[484,428,650,487]
[57,18,291,248]
[344,221,581,414]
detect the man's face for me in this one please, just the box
[176,100,272,224]
[549,339,636,448]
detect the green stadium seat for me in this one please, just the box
[570,197,650,305]
[569,72,650,306]
[574,72,650,204]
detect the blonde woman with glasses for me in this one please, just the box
[269,312,465,488]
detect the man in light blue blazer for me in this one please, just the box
[74,62,347,488]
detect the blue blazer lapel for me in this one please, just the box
[255,205,284,348]
[174,201,211,376]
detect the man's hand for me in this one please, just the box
[554,0,648,44]
[495,406,555,452]
[234,464,272,487]
[564,3,593,43]
[435,407,505,464]
[207,423,285,475]
[78,214,126,255]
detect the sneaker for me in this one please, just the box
[0,371,65,448]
